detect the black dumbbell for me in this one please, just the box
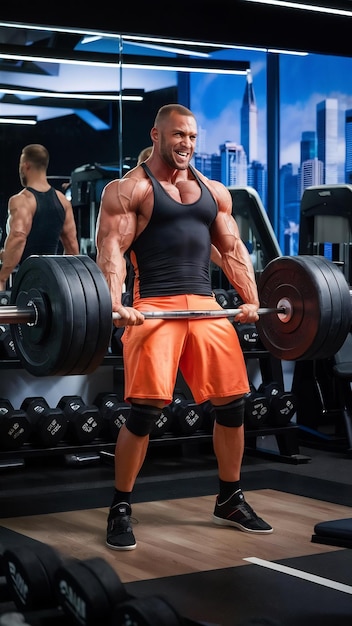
[200,400,215,434]
[54,556,131,626]
[150,405,174,439]
[2,543,63,612]
[0,324,17,359]
[0,399,31,450]
[3,546,131,626]
[2,545,205,626]
[233,322,259,350]
[20,397,68,447]
[113,595,185,626]
[244,384,270,429]
[169,395,204,436]
[0,290,11,306]
[93,392,130,441]
[226,289,243,308]
[258,382,298,426]
[57,396,103,444]
[213,288,230,308]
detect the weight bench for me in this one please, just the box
[312,518,352,549]
[311,331,352,548]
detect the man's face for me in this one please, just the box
[156,112,197,170]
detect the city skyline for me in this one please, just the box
[190,49,352,176]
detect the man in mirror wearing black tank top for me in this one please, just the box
[0,143,79,290]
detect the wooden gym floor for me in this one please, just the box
[1,440,352,625]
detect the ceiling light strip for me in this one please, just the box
[0,88,143,101]
[243,0,352,17]
[0,117,37,125]
[0,51,249,74]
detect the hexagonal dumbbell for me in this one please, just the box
[0,324,17,359]
[257,381,298,426]
[20,396,68,447]
[57,395,103,444]
[244,384,270,429]
[169,394,204,436]
[0,398,31,450]
[93,392,130,441]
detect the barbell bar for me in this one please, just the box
[0,306,287,324]
[0,253,351,377]
[113,306,288,321]
[0,301,288,324]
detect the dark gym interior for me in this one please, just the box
[1,3,352,626]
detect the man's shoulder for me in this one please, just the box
[194,169,227,194]
[9,187,34,206]
[106,168,149,190]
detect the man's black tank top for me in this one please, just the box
[20,187,66,263]
[130,163,218,297]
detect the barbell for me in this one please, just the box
[0,253,350,377]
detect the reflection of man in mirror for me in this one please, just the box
[136,145,153,166]
[0,144,79,290]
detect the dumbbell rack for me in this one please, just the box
[243,349,311,464]
[0,352,311,468]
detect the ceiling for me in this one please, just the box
[0,20,251,128]
[1,1,352,59]
[1,1,352,128]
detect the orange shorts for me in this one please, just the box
[121,294,250,404]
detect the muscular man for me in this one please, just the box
[0,144,79,290]
[96,103,273,551]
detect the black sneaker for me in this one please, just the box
[213,491,273,534]
[106,502,137,550]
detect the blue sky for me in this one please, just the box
[189,50,352,175]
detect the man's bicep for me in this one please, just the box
[6,201,33,237]
[97,209,137,256]
[211,210,242,254]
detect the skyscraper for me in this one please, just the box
[240,69,258,164]
[316,98,338,184]
[345,109,352,184]
[300,131,317,163]
[220,142,248,186]
[299,130,323,195]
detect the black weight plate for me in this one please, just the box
[45,256,88,375]
[42,256,88,375]
[291,256,334,361]
[303,255,352,360]
[301,255,341,360]
[61,256,102,374]
[68,255,112,374]
[9,256,78,376]
[257,255,334,361]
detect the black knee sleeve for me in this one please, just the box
[125,403,162,436]
[213,398,245,427]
